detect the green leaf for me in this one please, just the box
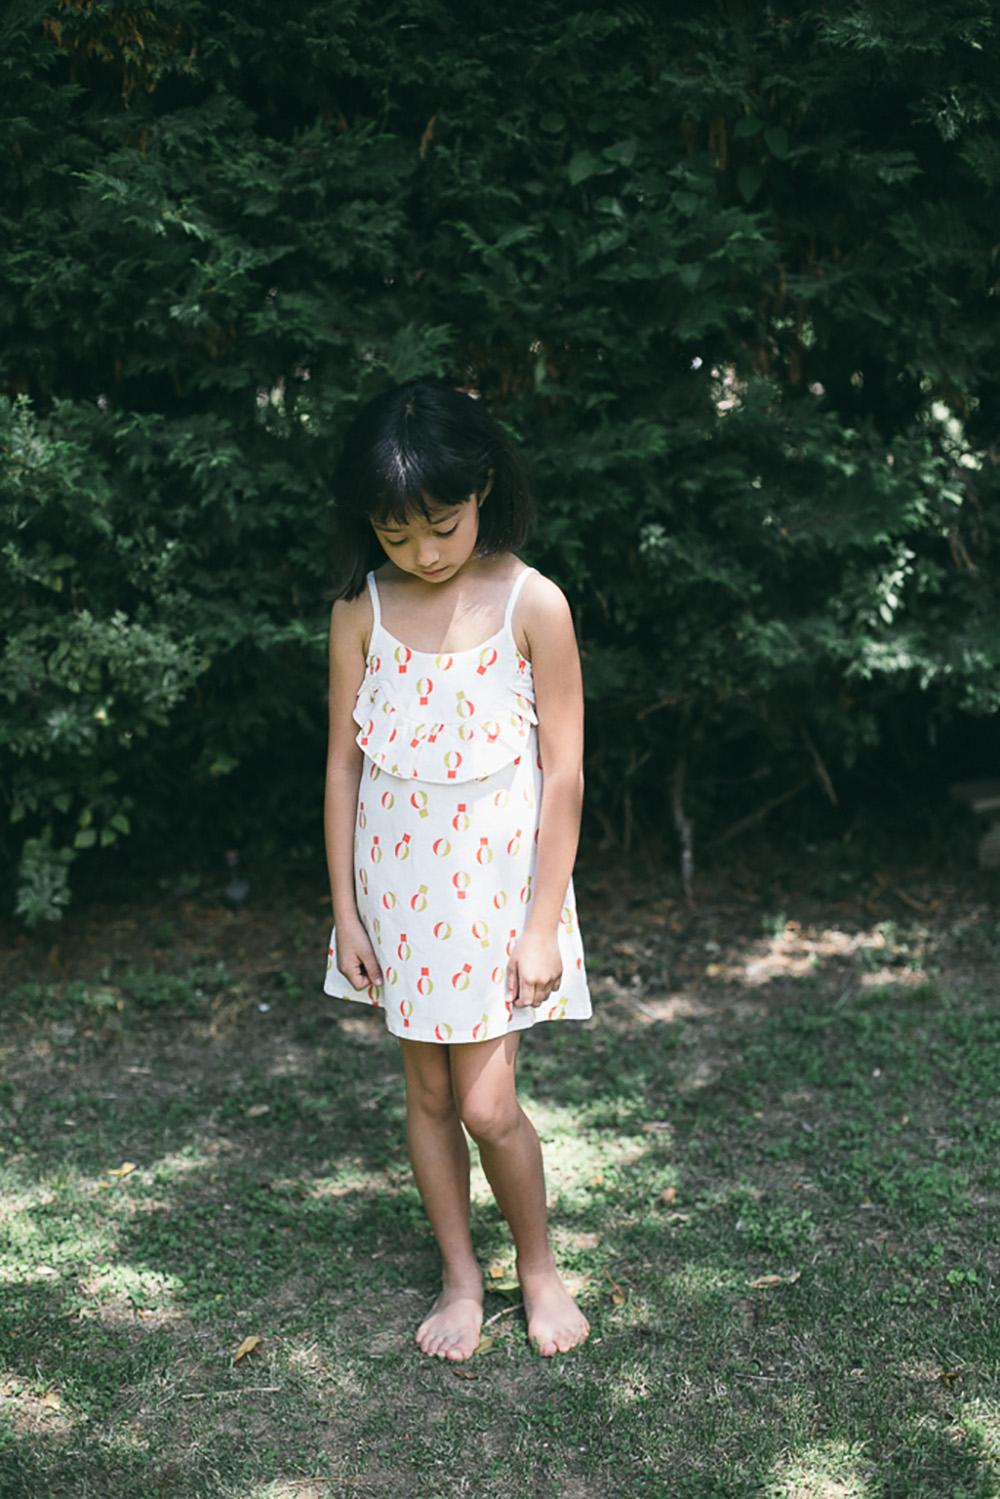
[673,191,701,216]
[603,138,637,166]
[733,115,764,139]
[567,150,603,185]
[737,165,763,201]
[764,126,790,160]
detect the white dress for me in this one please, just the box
[323,564,593,1043]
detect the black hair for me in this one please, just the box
[328,376,535,600]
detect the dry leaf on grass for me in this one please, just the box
[451,1367,478,1380]
[233,1335,263,1363]
[747,1271,801,1289]
[108,1162,136,1178]
[605,1267,628,1306]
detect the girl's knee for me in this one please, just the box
[408,1083,459,1124]
[404,1066,458,1122]
[459,1099,522,1145]
[400,1039,458,1121]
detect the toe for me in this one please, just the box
[549,1317,586,1352]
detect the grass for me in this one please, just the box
[0,844,997,1499]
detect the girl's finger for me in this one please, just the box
[348,954,378,990]
[506,961,519,1003]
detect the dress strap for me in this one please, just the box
[503,566,536,635]
[365,570,381,629]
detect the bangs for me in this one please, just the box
[365,438,478,530]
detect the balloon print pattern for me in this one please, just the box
[324,567,592,1044]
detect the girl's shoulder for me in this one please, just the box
[330,578,375,660]
[509,563,577,664]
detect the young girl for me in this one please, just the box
[323,377,592,1362]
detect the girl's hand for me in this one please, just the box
[335,914,384,991]
[507,927,562,1009]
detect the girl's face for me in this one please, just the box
[371,479,492,583]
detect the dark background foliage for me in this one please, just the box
[2,0,999,922]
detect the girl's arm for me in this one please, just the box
[324,596,384,988]
[508,575,585,1008]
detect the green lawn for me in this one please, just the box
[0,854,997,1498]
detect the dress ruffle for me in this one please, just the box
[352,672,538,784]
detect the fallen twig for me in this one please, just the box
[181,1387,281,1400]
[483,1302,523,1327]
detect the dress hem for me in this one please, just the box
[324,986,592,1043]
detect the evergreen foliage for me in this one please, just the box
[2,1,999,920]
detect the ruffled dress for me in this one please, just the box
[324,564,593,1043]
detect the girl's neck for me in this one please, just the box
[373,554,525,655]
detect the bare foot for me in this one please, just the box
[516,1252,590,1356]
[415,1278,484,1361]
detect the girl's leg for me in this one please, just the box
[398,1037,484,1361]
[448,1032,589,1357]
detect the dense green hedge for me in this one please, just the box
[2,1,999,922]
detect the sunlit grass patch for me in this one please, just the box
[0,1191,116,1282]
[764,1436,879,1498]
[956,1396,1000,1476]
[0,1374,80,1441]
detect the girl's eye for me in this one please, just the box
[382,522,457,547]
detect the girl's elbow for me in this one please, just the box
[327,747,363,783]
